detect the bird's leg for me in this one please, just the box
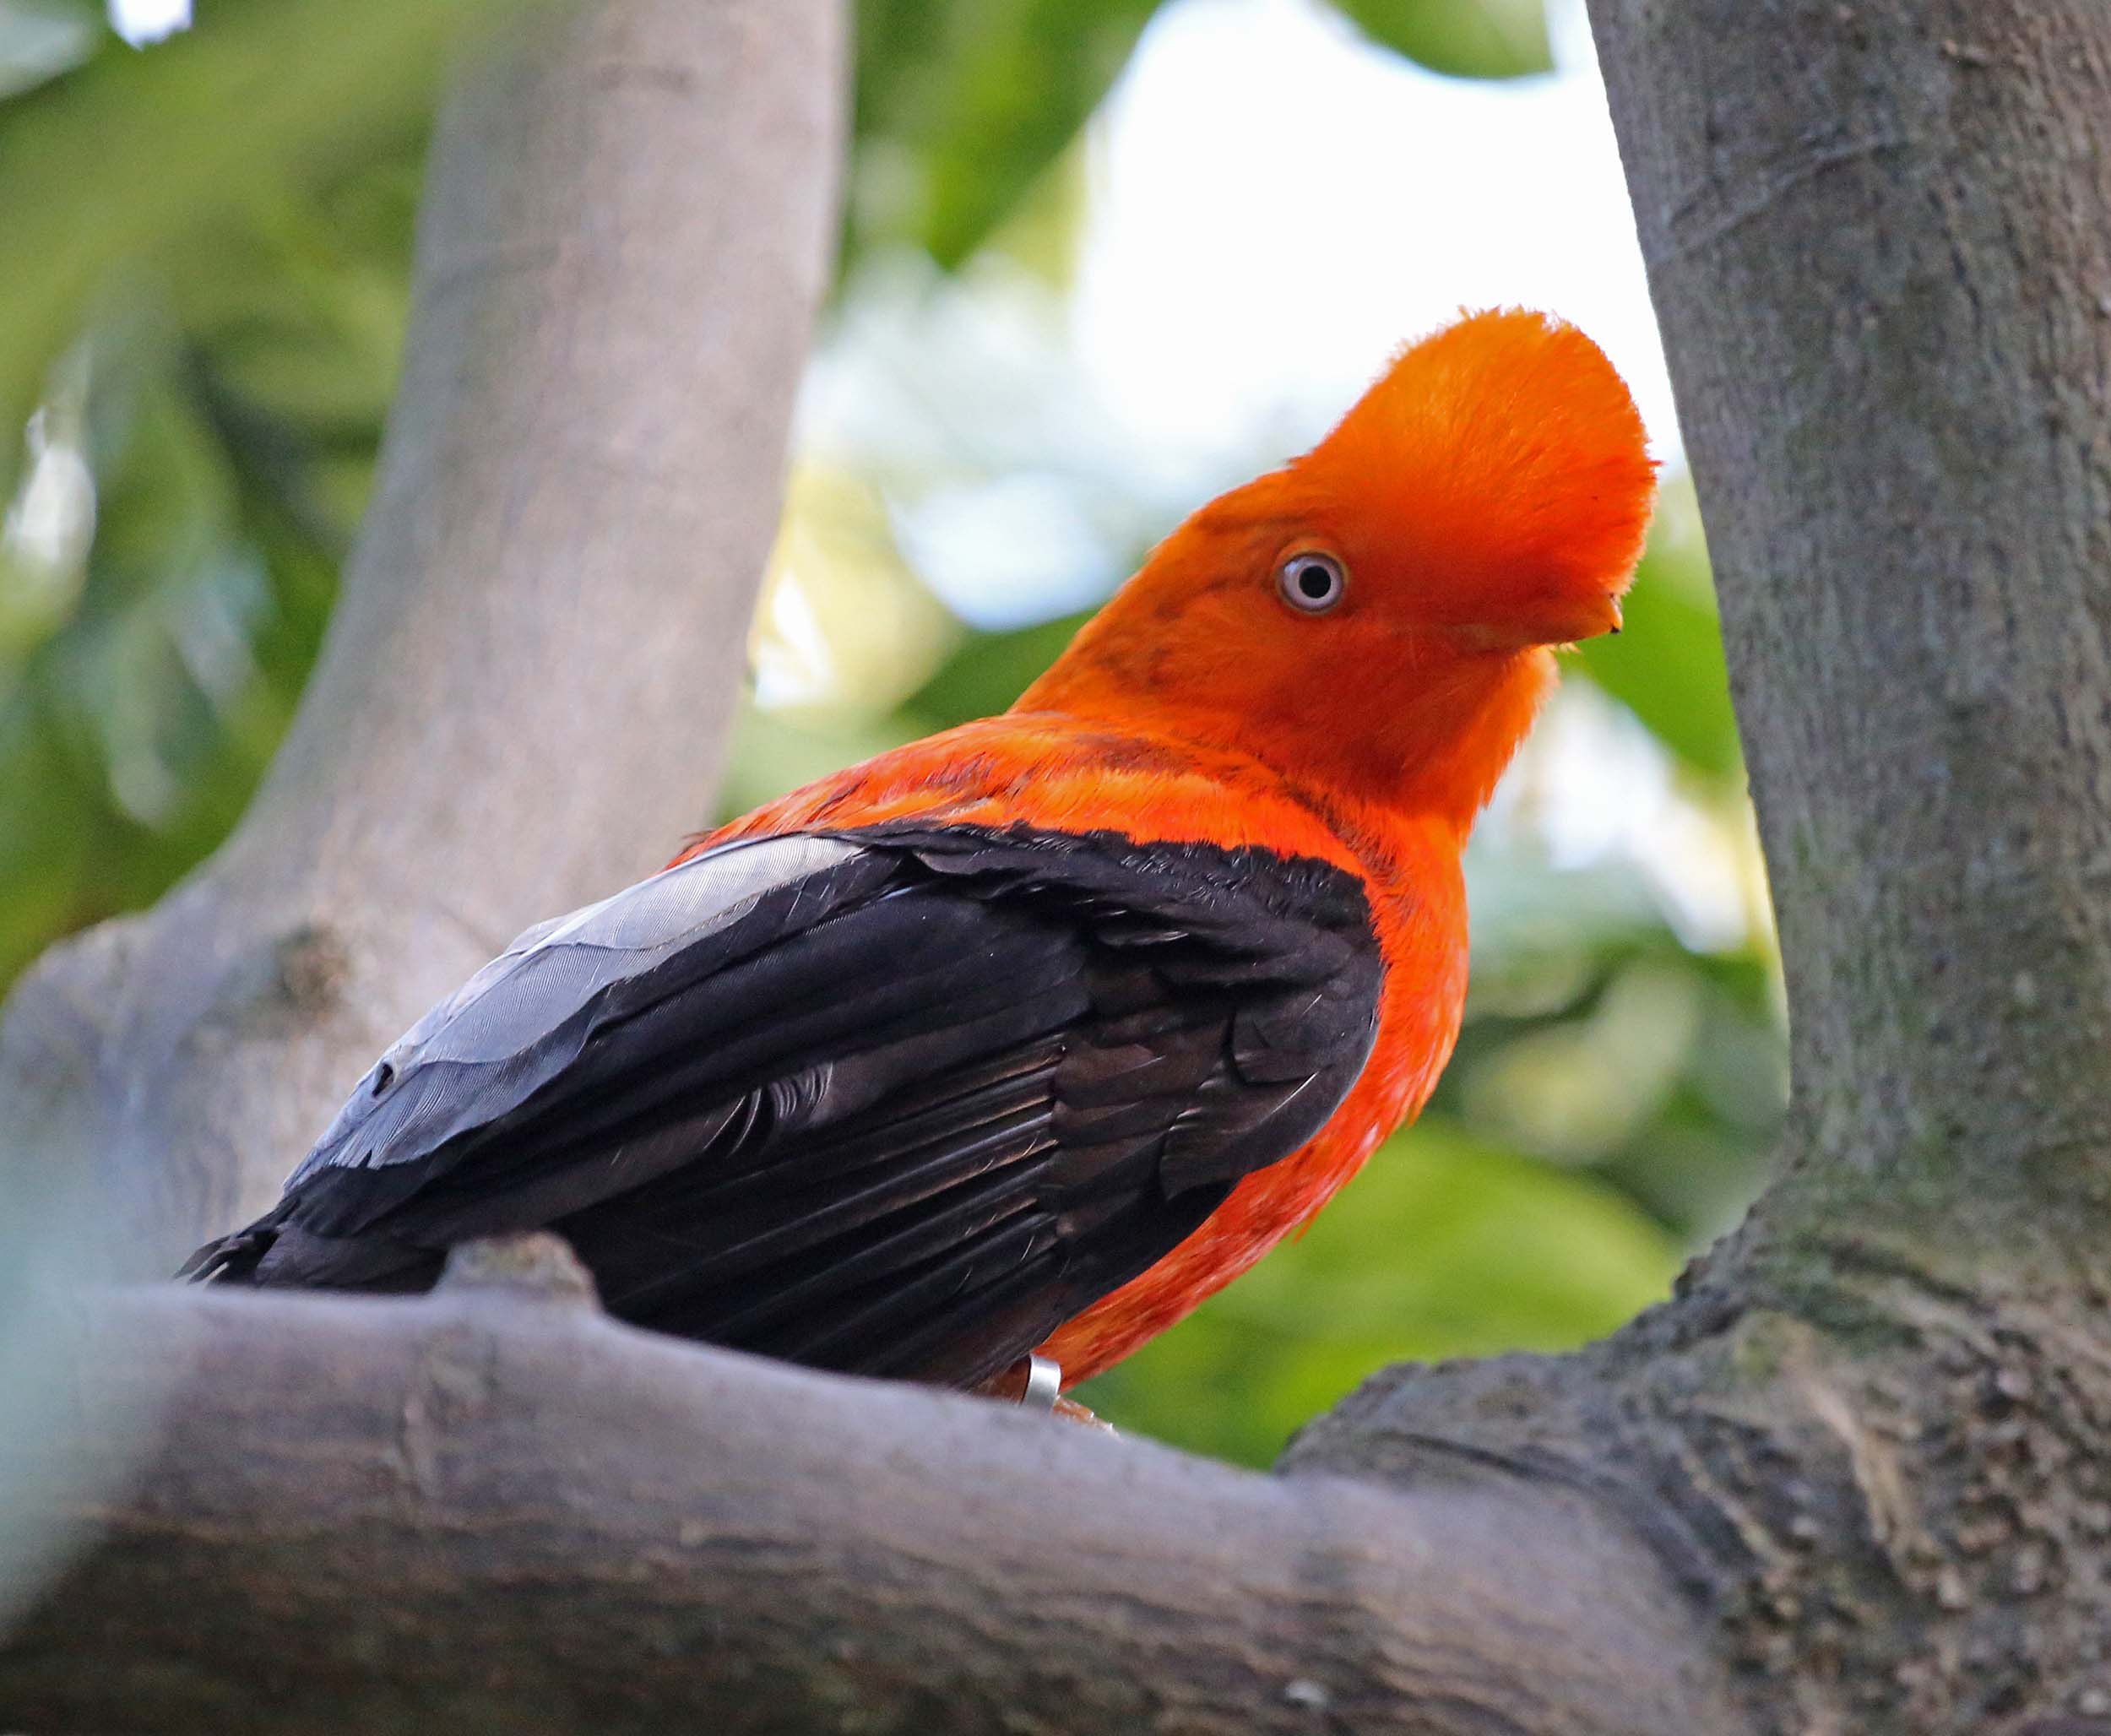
[979,1356,1115,1430]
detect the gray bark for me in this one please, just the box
[1593,0,2111,1251]
[0,0,845,1270]
[0,1240,1739,1736]
[1294,2,2111,1726]
[8,0,2111,1731]
[1299,4,2111,1728]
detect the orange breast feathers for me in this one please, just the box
[697,307,1657,1384]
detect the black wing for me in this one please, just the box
[187,823,1383,1390]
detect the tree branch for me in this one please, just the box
[0,0,845,1270]
[0,1250,1738,1736]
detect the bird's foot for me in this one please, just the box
[1051,1393,1115,1431]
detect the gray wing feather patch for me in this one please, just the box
[288,833,873,1185]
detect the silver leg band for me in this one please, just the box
[1021,1354,1061,1412]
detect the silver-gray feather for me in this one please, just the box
[289,833,872,1185]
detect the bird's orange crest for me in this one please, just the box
[1294,307,1658,647]
[1026,307,1658,826]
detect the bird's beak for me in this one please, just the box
[1533,589,1625,646]
[1495,589,1626,648]
[1438,589,1628,652]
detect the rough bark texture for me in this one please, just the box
[0,1239,1739,1736]
[0,0,845,1271]
[6,0,2111,1732]
[1566,2,2111,1726]
[1597,0,2111,1247]
[1291,4,2111,1731]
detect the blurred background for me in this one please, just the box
[0,0,1783,1467]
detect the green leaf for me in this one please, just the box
[1329,0,1551,80]
[0,0,537,497]
[850,0,1160,270]
[716,704,925,822]
[1576,480,1744,780]
[0,697,96,987]
[901,610,1086,729]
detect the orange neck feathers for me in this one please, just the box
[1021,308,1656,837]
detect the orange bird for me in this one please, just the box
[186,309,1654,1402]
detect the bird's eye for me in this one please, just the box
[1277,551,1347,614]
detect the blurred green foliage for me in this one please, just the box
[2,0,1783,1469]
[1333,0,1549,79]
[1578,487,1741,779]
[1082,1120,1675,1466]
[0,0,529,500]
[849,0,1158,271]
[846,0,1553,271]
[0,118,422,985]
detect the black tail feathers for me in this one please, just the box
[175,1211,285,1284]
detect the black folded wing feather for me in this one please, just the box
[186,823,1384,1390]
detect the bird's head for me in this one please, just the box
[1023,308,1657,828]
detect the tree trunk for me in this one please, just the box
[8,1,2111,1732]
[0,0,845,1271]
[1573,3,2111,1716]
